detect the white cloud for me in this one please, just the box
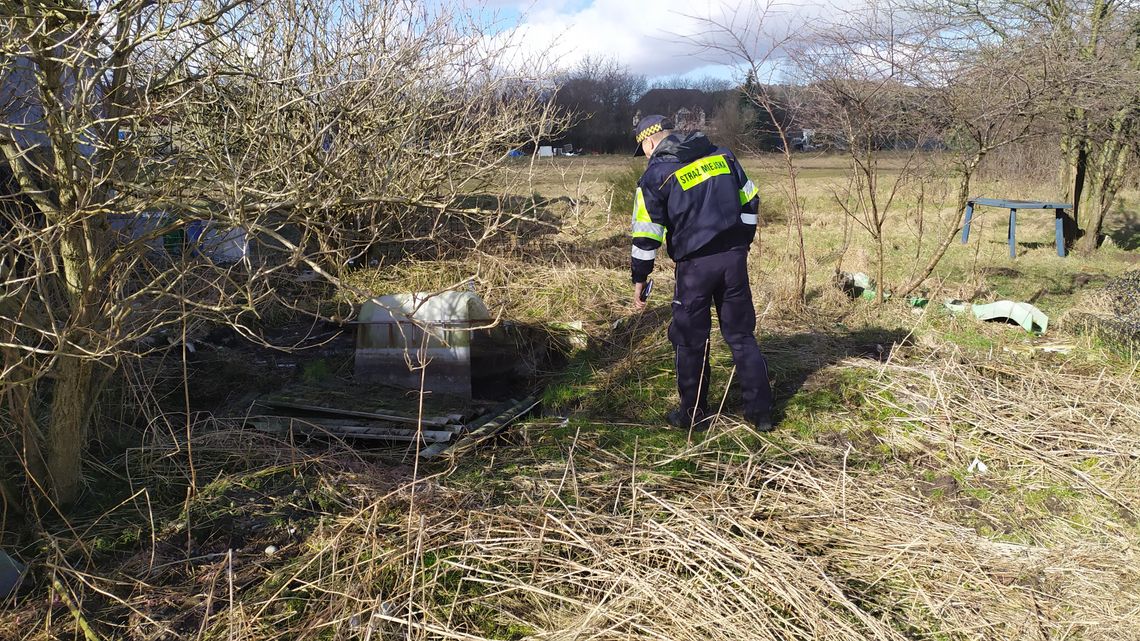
[485,0,830,79]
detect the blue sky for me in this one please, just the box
[468,0,826,82]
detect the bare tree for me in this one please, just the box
[553,57,646,153]
[794,0,1060,297]
[891,11,1059,295]
[691,0,1077,302]
[922,0,1140,252]
[648,75,736,93]
[0,0,556,508]
[745,83,810,306]
[690,1,811,306]
[799,4,941,303]
[711,91,759,151]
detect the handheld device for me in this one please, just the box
[639,279,653,302]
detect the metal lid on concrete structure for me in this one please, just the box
[357,291,492,325]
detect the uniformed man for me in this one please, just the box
[629,115,774,432]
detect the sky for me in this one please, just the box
[470,0,831,82]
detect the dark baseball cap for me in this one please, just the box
[632,114,673,156]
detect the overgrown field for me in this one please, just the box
[3,153,1139,640]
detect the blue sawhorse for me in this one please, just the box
[960,198,1074,258]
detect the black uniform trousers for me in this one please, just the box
[668,247,773,417]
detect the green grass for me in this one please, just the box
[940,324,997,351]
[605,164,643,218]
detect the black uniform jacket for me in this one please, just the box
[630,132,760,284]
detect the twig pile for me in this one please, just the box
[1063,269,1140,355]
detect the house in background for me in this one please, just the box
[632,88,725,134]
[673,107,707,130]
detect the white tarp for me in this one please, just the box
[187,220,249,263]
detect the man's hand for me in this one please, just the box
[632,282,647,311]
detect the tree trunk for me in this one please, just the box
[1078,140,1132,253]
[1060,117,1089,230]
[1078,112,1134,253]
[44,356,99,505]
[1071,142,1088,229]
[773,122,806,307]
[41,221,102,505]
[0,363,46,509]
[875,232,885,305]
[15,384,47,496]
[787,169,807,306]
[1059,134,1074,203]
[3,24,105,508]
[0,291,48,498]
[795,208,807,305]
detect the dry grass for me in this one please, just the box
[17,336,1138,641]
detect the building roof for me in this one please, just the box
[633,88,726,118]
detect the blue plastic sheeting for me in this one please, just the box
[0,549,24,598]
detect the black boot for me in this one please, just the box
[744,410,775,432]
[666,407,712,431]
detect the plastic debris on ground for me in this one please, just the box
[971,300,1049,333]
[943,299,1049,334]
[0,549,25,598]
[839,272,889,300]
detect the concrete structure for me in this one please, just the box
[354,291,497,398]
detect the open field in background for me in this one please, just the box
[5,154,1140,640]
[476,152,1138,326]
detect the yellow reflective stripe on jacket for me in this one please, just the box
[632,187,651,222]
[630,187,665,242]
[739,179,759,205]
[674,154,730,191]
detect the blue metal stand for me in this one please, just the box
[1008,208,1017,258]
[1055,212,1066,257]
[961,202,974,244]
[959,198,1073,259]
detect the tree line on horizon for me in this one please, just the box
[548,58,796,155]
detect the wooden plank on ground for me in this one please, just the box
[248,416,453,443]
[254,400,454,427]
[258,380,473,421]
[420,391,542,459]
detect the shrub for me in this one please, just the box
[606,164,644,219]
